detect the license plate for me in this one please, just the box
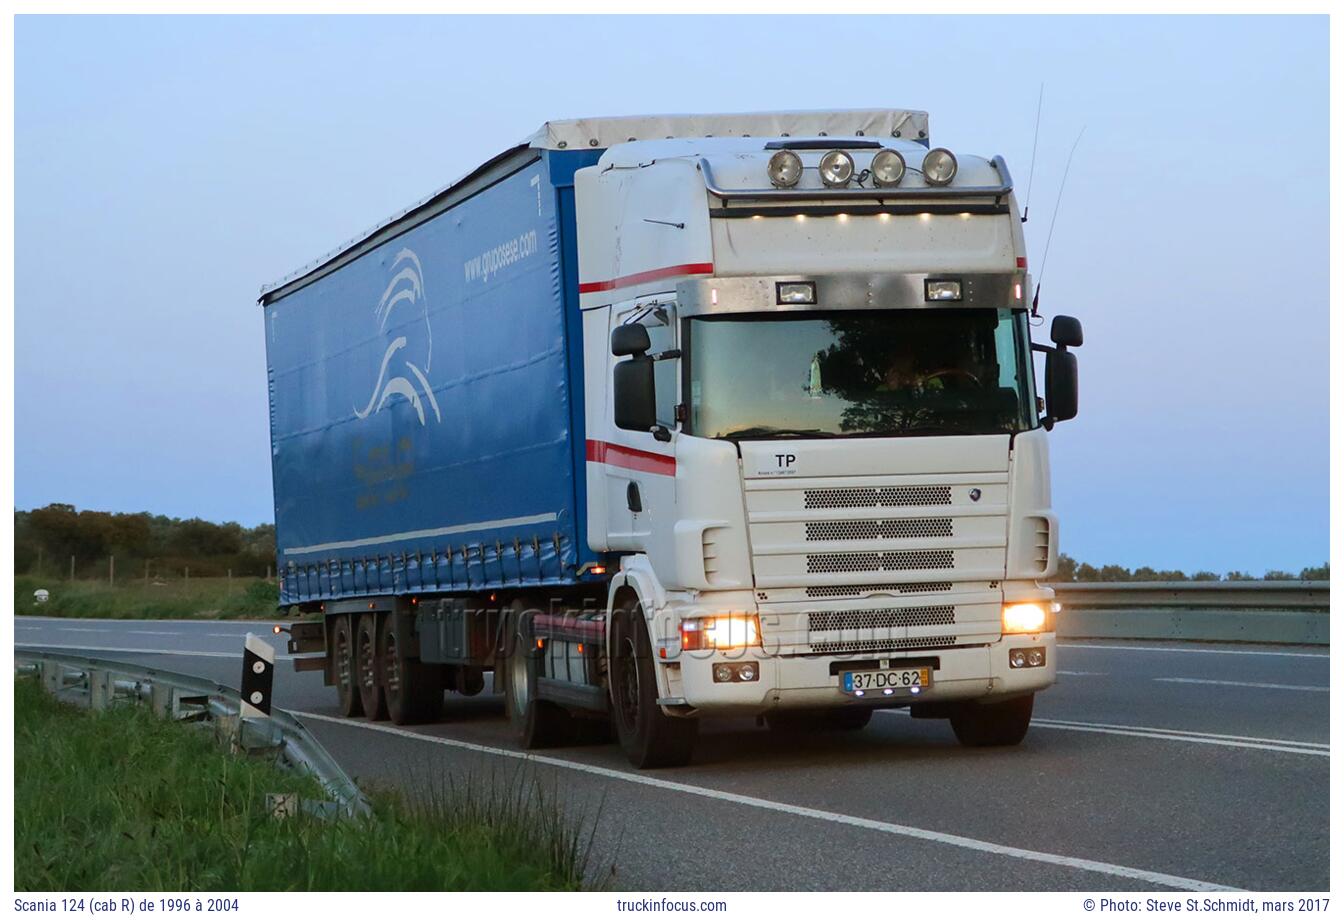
[842,667,930,694]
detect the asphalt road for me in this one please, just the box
[15,616,1330,892]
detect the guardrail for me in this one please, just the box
[14,649,371,818]
[1047,581,1329,645]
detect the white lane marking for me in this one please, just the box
[16,626,39,631]
[128,630,181,637]
[879,711,1327,756]
[59,627,112,633]
[295,711,1238,892]
[14,642,290,660]
[1154,677,1329,693]
[207,633,254,639]
[1062,643,1327,659]
[1057,670,1106,676]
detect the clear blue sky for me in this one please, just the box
[14,15,1328,574]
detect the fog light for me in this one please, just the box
[818,149,855,187]
[713,664,735,683]
[767,149,803,188]
[776,281,816,305]
[924,279,963,302]
[871,148,906,187]
[922,147,958,186]
[737,663,758,682]
[1010,649,1027,669]
[1028,649,1045,667]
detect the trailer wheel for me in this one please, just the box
[766,708,872,733]
[610,600,697,769]
[356,613,387,720]
[502,599,574,748]
[379,615,443,725]
[949,693,1034,747]
[332,614,363,718]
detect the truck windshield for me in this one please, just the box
[687,308,1037,440]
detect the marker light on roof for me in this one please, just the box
[921,148,958,186]
[818,150,855,187]
[767,150,803,188]
[871,148,906,187]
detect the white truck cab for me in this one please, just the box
[573,111,1082,766]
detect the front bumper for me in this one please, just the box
[663,633,1055,716]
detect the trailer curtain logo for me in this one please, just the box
[354,248,442,426]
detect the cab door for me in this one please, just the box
[601,300,679,562]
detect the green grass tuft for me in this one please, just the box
[15,679,590,890]
[15,574,281,620]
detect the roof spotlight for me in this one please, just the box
[767,150,803,188]
[818,149,855,188]
[921,147,958,186]
[871,148,906,187]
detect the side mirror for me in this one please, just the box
[1045,349,1079,424]
[613,357,657,432]
[1050,315,1084,349]
[612,324,651,357]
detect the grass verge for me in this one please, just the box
[15,678,590,890]
[15,574,281,620]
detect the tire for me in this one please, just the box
[379,614,443,725]
[609,600,697,768]
[949,693,1034,747]
[501,599,575,748]
[765,708,873,733]
[331,614,363,718]
[356,613,387,721]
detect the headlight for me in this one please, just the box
[921,147,958,186]
[818,150,855,188]
[680,614,761,651]
[767,150,803,188]
[1002,602,1048,634]
[870,148,906,187]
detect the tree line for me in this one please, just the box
[1056,554,1328,583]
[12,504,1328,584]
[15,504,275,580]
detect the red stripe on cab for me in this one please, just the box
[585,439,676,476]
[578,262,714,294]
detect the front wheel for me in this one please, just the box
[609,601,697,769]
[949,693,1034,747]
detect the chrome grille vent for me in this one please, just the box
[805,518,953,542]
[809,605,955,632]
[804,485,953,510]
[805,581,953,599]
[806,549,955,574]
[811,634,959,654]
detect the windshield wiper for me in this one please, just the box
[719,426,838,440]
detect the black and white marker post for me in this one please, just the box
[241,632,275,718]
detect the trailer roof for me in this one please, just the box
[259,109,928,304]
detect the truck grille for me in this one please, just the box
[806,549,955,574]
[805,518,953,542]
[804,485,952,509]
[805,581,953,599]
[808,605,955,631]
[811,634,959,654]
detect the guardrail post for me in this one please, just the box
[40,660,61,694]
[150,682,174,717]
[88,669,112,711]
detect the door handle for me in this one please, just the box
[627,482,643,513]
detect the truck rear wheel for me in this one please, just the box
[356,613,387,721]
[332,614,363,718]
[610,601,697,769]
[502,600,574,748]
[949,693,1034,747]
[379,615,443,725]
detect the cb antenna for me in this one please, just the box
[1022,83,1044,224]
[1031,124,1086,318]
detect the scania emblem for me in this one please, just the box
[968,488,982,502]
